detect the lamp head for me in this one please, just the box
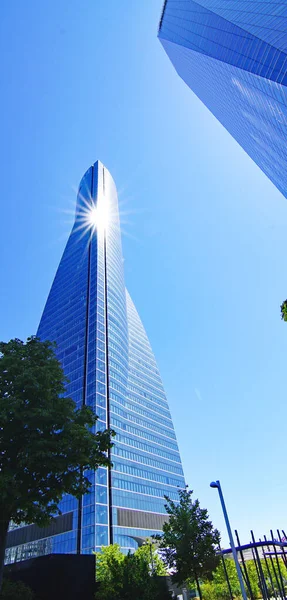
[210,481,219,489]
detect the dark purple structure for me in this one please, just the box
[4,553,96,600]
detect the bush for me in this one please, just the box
[0,578,35,600]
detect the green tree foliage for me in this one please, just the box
[281,300,287,321]
[136,541,167,576]
[0,579,34,600]
[156,487,220,597]
[0,336,115,591]
[95,543,172,600]
[201,555,287,600]
[201,558,241,600]
[246,555,287,599]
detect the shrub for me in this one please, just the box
[0,578,34,600]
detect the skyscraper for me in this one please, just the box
[5,161,185,562]
[158,0,287,198]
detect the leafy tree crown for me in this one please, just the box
[156,487,220,586]
[0,336,115,526]
[281,300,287,322]
[95,543,171,600]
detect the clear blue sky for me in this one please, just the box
[1,0,287,545]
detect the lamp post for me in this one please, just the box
[135,537,154,574]
[144,539,154,574]
[210,480,247,600]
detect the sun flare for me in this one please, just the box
[87,202,109,231]
[72,194,111,240]
[88,206,98,227]
[58,175,139,249]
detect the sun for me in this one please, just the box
[88,202,109,231]
[88,206,98,227]
[71,194,110,240]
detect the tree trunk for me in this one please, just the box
[194,572,202,600]
[0,515,10,593]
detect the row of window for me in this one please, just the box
[83,485,107,506]
[110,391,173,428]
[82,525,108,549]
[129,358,162,387]
[112,489,168,514]
[115,433,182,463]
[109,367,127,387]
[109,357,128,378]
[129,331,154,355]
[128,366,167,397]
[82,504,108,526]
[109,378,126,397]
[130,353,159,375]
[126,391,171,420]
[109,344,128,368]
[107,316,128,347]
[110,403,176,440]
[111,417,179,451]
[108,305,127,333]
[127,383,169,410]
[112,444,184,475]
[112,460,184,488]
[107,291,127,325]
[112,475,180,501]
[129,335,153,359]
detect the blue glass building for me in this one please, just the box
[158,0,287,198]
[5,161,185,562]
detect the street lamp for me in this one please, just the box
[143,539,154,574]
[210,480,247,600]
[133,537,155,574]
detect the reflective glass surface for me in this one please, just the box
[5,161,185,562]
[159,0,287,198]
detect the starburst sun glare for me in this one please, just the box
[87,202,109,231]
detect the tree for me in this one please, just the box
[0,579,34,600]
[156,487,220,599]
[201,557,242,600]
[281,300,287,321]
[96,544,125,600]
[0,336,115,592]
[136,540,167,576]
[95,543,172,600]
[201,554,287,600]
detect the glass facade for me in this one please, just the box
[158,0,287,198]
[5,161,185,563]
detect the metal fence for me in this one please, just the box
[219,530,287,600]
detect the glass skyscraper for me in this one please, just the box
[158,0,287,198]
[5,161,185,562]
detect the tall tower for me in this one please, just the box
[158,0,287,198]
[5,161,185,562]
